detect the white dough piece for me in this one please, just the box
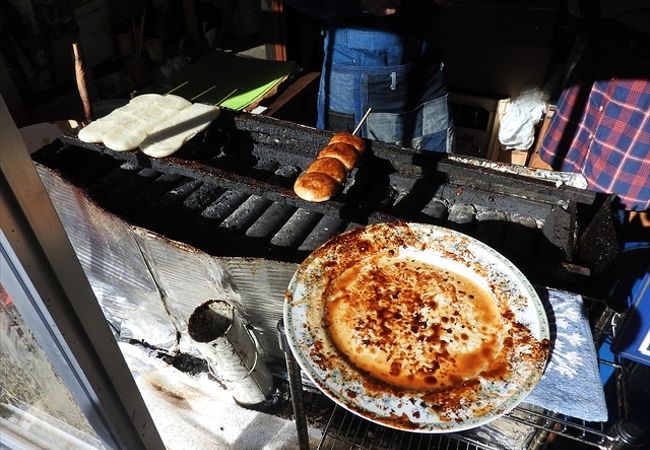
[127,93,165,105]
[127,94,191,111]
[103,106,181,151]
[159,94,192,110]
[100,113,147,151]
[117,95,189,115]
[115,102,152,114]
[102,124,148,151]
[77,99,144,144]
[77,110,132,143]
[140,103,220,158]
[78,119,114,143]
[77,94,194,150]
[134,104,182,122]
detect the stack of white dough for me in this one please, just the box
[77,93,220,158]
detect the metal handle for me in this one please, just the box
[278,319,310,450]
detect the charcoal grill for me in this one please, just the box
[31,110,627,450]
[33,110,610,291]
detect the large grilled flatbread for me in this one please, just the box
[325,254,507,391]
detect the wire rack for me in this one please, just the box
[317,397,619,450]
[505,404,615,448]
[278,299,642,450]
[318,405,503,450]
[313,304,633,450]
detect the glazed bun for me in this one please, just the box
[295,133,366,203]
[329,132,367,155]
[318,142,359,171]
[294,172,340,202]
[306,157,348,184]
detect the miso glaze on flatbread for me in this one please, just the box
[326,254,507,391]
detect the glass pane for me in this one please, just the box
[0,284,104,449]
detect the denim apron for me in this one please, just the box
[318,26,454,153]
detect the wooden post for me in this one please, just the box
[262,0,287,61]
[72,42,93,124]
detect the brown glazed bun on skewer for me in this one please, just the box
[329,132,367,155]
[293,172,341,202]
[305,157,348,184]
[294,110,369,203]
[318,142,359,171]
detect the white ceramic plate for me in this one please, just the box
[284,221,550,433]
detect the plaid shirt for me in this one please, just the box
[540,80,650,211]
[540,24,650,212]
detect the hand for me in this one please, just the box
[366,0,401,16]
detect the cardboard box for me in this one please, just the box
[496,149,530,166]
[449,93,510,160]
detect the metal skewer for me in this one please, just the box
[191,85,217,102]
[165,81,189,95]
[352,107,372,136]
[215,88,238,106]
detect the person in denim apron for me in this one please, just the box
[286,0,454,153]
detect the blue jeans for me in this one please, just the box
[318,27,454,153]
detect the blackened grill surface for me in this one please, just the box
[33,110,607,293]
